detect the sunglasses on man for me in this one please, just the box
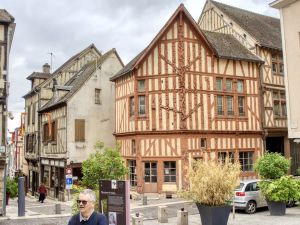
[77,200,88,205]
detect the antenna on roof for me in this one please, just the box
[48,52,55,73]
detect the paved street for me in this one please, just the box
[0,195,299,225]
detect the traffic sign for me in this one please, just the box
[66,174,73,190]
[66,167,72,175]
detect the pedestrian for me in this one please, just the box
[38,182,47,203]
[68,189,107,225]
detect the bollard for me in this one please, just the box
[132,213,143,225]
[158,206,168,223]
[18,177,25,217]
[142,195,147,205]
[55,203,61,214]
[177,208,188,225]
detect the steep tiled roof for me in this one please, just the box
[212,0,282,50]
[26,72,51,80]
[0,9,14,23]
[203,31,263,63]
[23,44,101,98]
[39,49,116,112]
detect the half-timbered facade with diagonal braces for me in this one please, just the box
[198,0,295,171]
[111,4,264,193]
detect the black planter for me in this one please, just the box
[196,203,231,225]
[266,200,286,216]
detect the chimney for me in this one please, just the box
[43,63,50,73]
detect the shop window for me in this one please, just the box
[128,160,137,187]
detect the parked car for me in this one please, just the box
[231,179,267,214]
[231,179,296,214]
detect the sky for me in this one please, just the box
[1,0,279,132]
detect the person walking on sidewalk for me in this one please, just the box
[68,189,107,225]
[38,182,47,203]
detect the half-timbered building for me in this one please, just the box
[38,48,123,200]
[23,44,103,196]
[111,5,264,193]
[198,0,293,169]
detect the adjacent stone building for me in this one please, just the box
[0,9,15,216]
[111,4,263,193]
[271,0,300,173]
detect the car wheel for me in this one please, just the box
[286,200,295,208]
[245,201,257,214]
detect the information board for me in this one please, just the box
[99,180,130,225]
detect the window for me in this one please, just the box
[131,139,136,154]
[95,88,101,104]
[32,103,36,125]
[218,152,234,164]
[239,151,254,172]
[138,95,145,116]
[27,105,31,125]
[26,134,33,152]
[51,121,57,142]
[138,80,145,92]
[238,96,245,116]
[271,53,284,75]
[43,123,49,142]
[164,161,176,182]
[129,96,135,116]
[128,160,137,187]
[273,91,286,117]
[200,138,206,149]
[216,78,222,91]
[217,95,224,115]
[75,119,85,142]
[226,79,232,91]
[227,96,234,116]
[237,80,244,93]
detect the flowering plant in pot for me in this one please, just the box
[179,158,240,225]
[254,152,300,216]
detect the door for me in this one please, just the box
[143,162,157,193]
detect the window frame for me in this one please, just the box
[239,151,254,172]
[129,96,135,117]
[138,95,146,116]
[75,119,85,142]
[95,88,101,105]
[164,161,176,183]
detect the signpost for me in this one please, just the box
[99,180,130,225]
[65,167,73,200]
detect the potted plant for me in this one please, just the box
[180,159,240,225]
[6,177,18,205]
[254,152,300,216]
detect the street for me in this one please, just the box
[0,195,300,225]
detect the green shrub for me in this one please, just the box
[254,152,290,179]
[296,167,300,176]
[6,177,18,198]
[259,176,300,202]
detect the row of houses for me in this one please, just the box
[15,0,299,199]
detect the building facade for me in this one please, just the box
[198,0,293,169]
[111,5,263,193]
[38,49,123,200]
[23,44,103,197]
[271,0,300,173]
[0,9,15,216]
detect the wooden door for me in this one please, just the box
[143,162,157,193]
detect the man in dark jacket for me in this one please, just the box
[68,189,107,225]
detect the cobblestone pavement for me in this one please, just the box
[0,195,299,225]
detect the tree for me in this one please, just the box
[81,141,128,189]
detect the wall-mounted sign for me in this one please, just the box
[99,180,130,225]
[66,174,73,190]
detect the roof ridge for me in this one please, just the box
[211,0,279,20]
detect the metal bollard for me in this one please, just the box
[55,203,61,214]
[158,206,168,223]
[132,213,143,225]
[142,195,147,205]
[177,208,188,225]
